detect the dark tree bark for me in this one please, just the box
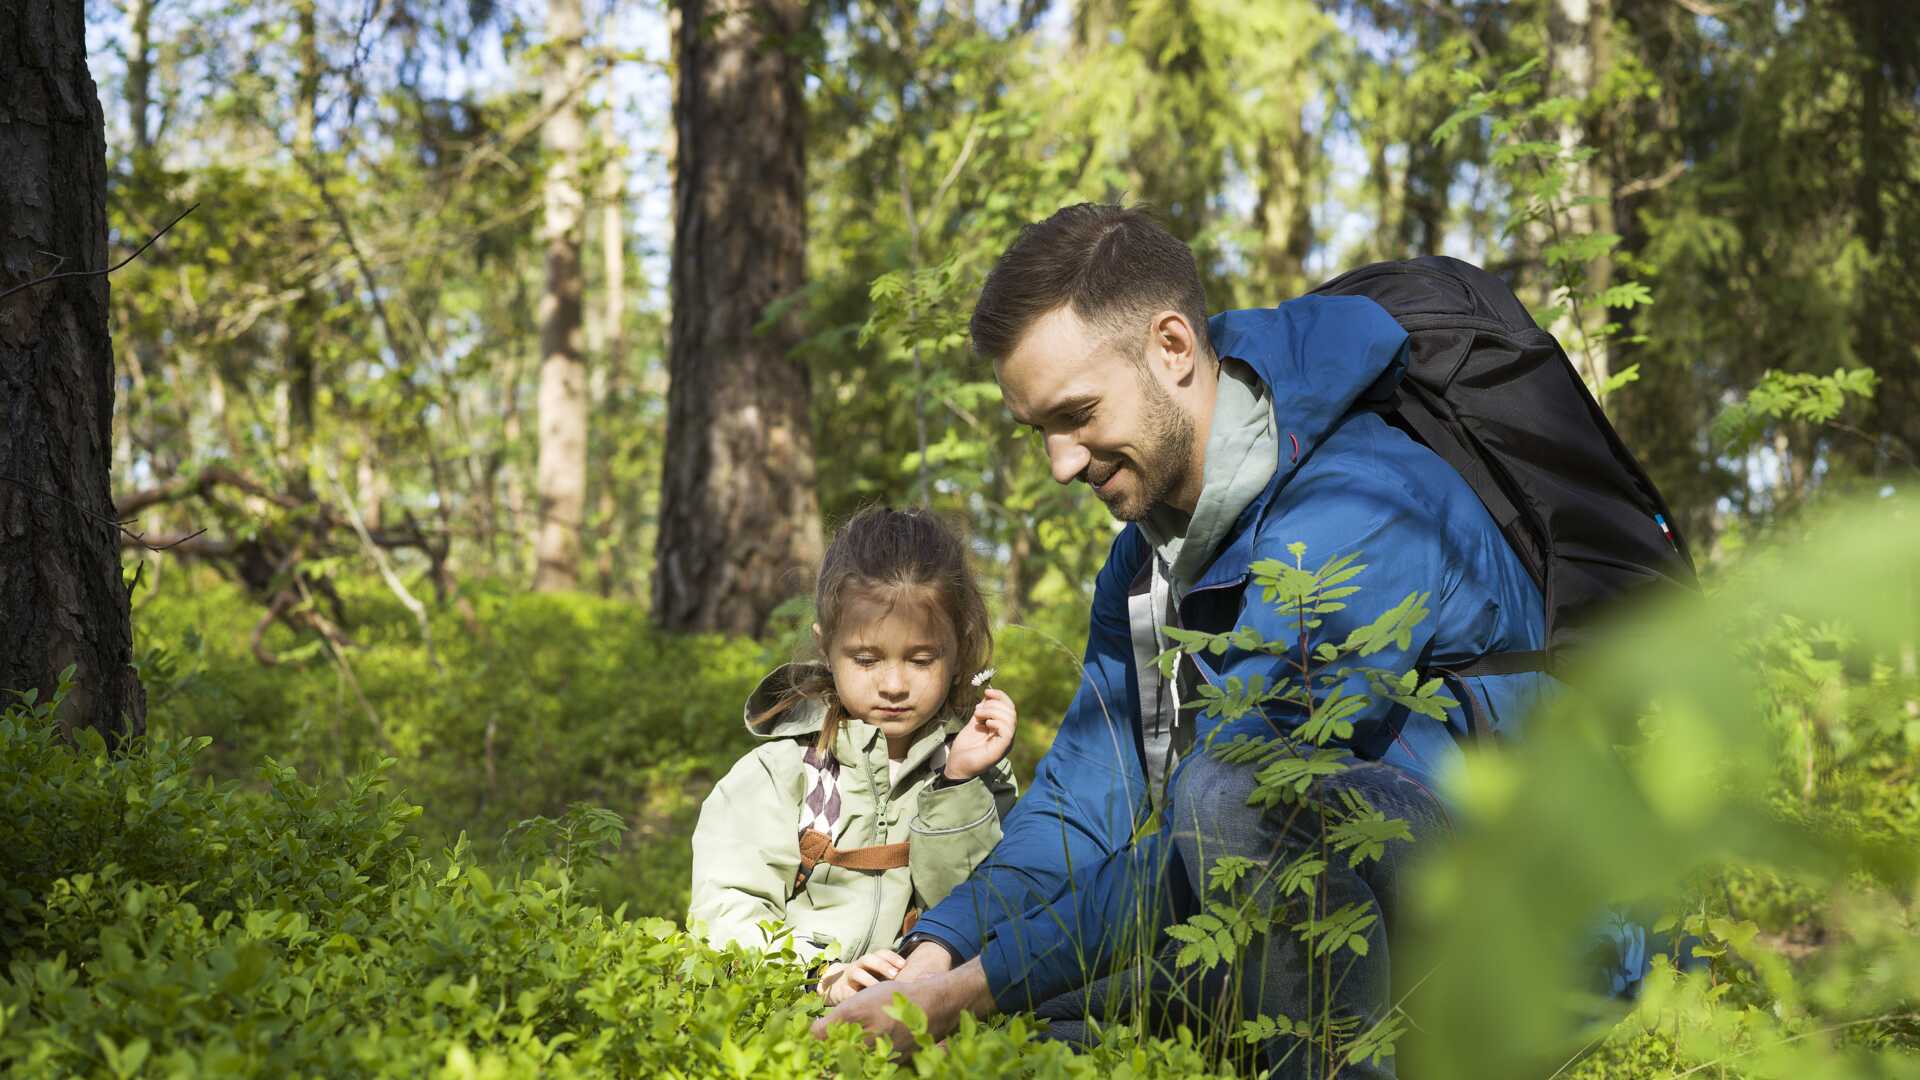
[654,0,822,636]
[0,0,146,744]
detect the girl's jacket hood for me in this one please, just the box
[742,663,832,740]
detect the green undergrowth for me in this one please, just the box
[0,684,1225,1078]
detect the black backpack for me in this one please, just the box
[1311,256,1697,712]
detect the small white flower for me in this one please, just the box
[970,667,996,688]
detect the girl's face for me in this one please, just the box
[820,587,957,750]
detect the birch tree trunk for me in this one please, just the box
[654,0,822,635]
[532,0,589,592]
[0,0,147,744]
[1550,0,1616,402]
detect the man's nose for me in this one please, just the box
[1044,433,1089,486]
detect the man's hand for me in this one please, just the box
[809,956,997,1059]
[817,949,906,1005]
[944,688,1017,781]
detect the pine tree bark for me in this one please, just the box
[531,0,589,592]
[0,0,147,744]
[655,0,822,636]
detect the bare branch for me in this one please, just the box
[119,531,238,557]
[115,464,308,518]
[1668,0,1729,18]
[326,465,442,673]
[1617,160,1689,198]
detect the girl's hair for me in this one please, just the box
[761,506,992,752]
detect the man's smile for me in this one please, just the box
[1084,462,1121,494]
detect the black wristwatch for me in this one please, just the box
[898,932,961,965]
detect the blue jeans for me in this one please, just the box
[1037,749,1450,1078]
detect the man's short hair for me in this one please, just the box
[970,203,1212,366]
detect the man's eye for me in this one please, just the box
[1070,407,1095,427]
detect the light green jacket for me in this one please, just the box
[688,665,1018,964]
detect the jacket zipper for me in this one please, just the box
[855,747,887,956]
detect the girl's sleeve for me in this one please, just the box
[687,745,813,958]
[906,757,1019,909]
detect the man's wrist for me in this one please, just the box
[898,932,961,966]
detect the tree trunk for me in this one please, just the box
[0,0,147,744]
[287,0,321,497]
[1252,116,1314,296]
[531,0,589,592]
[127,0,155,152]
[1549,0,1616,403]
[655,0,822,636]
[595,106,627,597]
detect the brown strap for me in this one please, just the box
[900,907,920,936]
[794,827,911,888]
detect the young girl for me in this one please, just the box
[688,507,1019,1004]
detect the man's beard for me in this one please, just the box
[1098,364,1194,522]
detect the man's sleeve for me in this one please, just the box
[909,531,1151,962]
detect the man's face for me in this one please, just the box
[996,305,1199,522]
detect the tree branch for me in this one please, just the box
[2,474,207,551]
[1617,160,1688,198]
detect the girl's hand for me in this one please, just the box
[943,689,1017,782]
[819,950,906,1004]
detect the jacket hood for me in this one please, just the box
[1206,295,1409,477]
[742,663,832,740]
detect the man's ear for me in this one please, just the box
[1148,309,1201,383]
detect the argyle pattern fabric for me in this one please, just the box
[799,747,842,835]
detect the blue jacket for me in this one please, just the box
[911,295,1555,1008]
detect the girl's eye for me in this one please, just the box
[853,655,878,667]
[910,656,936,668]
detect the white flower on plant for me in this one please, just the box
[970,667,996,688]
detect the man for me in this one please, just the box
[815,204,1553,1075]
